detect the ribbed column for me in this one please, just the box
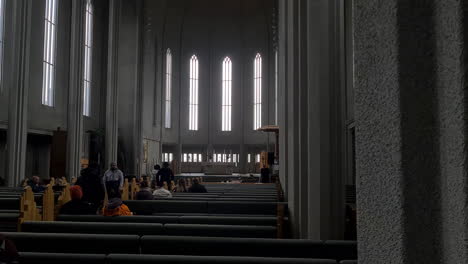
[105,0,121,166]
[6,0,32,187]
[66,0,85,180]
[133,0,144,178]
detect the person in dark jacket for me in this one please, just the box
[102,189,132,216]
[76,163,104,207]
[59,185,95,215]
[135,181,153,200]
[29,176,45,193]
[156,162,174,189]
[188,178,207,193]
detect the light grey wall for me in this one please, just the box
[1,0,110,182]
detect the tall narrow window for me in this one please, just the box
[42,0,58,106]
[83,0,93,116]
[165,49,172,128]
[189,55,199,130]
[222,57,232,131]
[0,0,5,91]
[253,53,262,130]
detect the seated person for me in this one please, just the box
[135,181,153,200]
[174,179,187,192]
[59,186,95,215]
[102,189,132,216]
[153,183,172,198]
[188,178,208,193]
[29,176,45,193]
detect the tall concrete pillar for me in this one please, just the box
[66,0,85,180]
[133,0,144,178]
[6,0,32,187]
[105,0,121,166]
[278,0,345,239]
[355,0,468,262]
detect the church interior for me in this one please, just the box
[0,0,466,263]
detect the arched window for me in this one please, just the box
[83,0,93,116]
[0,0,5,92]
[165,49,172,128]
[42,0,58,106]
[222,57,232,131]
[189,55,199,131]
[253,53,262,130]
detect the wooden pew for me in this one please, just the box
[57,184,71,210]
[18,187,41,231]
[130,178,139,200]
[122,179,129,200]
[42,184,55,221]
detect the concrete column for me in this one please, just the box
[355,0,468,262]
[66,0,85,180]
[279,0,345,239]
[105,0,121,166]
[239,143,246,174]
[6,0,32,187]
[133,0,144,178]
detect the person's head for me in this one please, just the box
[110,162,117,171]
[154,164,161,170]
[32,176,40,184]
[192,178,199,185]
[70,185,83,201]
[155,181,164,189]
[162,162,169,168]
[140,181,148,189]
[178,179,186,186]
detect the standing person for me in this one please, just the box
[260,165,270,183]
[156,162,174,190]
[76,163,104,208]
[102,162,124,195]
[188,178,207,193]
[151,164,161,186]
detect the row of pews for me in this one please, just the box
[1,181,357,263]
[0,178,72,232]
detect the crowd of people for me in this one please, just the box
[14,161,208,217]
[64,161,206,216]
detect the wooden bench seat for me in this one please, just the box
[123,200,285,215]
[21,221,276,238]
[3,232,140,254]
[0,197,20,210]
[19,252,106,264]
[108,254,337,264]
[56,214,278,226]
[22,221,165,235]
[140,235,357,260]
